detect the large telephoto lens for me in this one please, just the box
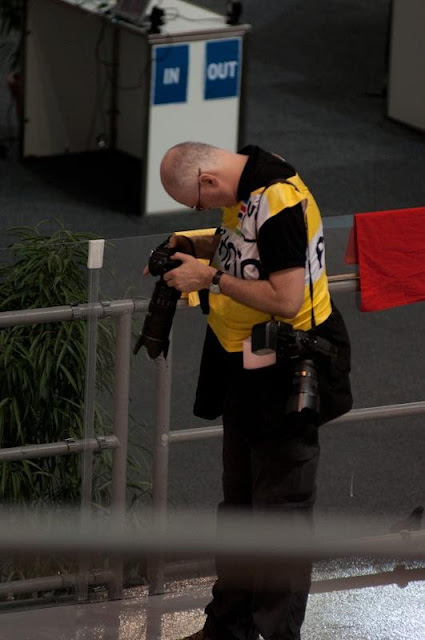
[133,279,182,359]
[286,359,319,419]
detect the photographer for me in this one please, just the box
[154,142,352,640]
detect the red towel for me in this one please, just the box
[344,207,425,312]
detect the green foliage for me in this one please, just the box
[0,220,148,507]
[0,0,24,71]
[0,0,23,36]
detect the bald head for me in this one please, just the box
[160,142,221,198]
[160,141,248,209]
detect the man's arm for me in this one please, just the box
[163,253,305,319]
[216,266,305,318]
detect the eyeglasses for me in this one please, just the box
[192,168,204,211]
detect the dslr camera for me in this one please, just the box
[251,321,335,421]
[133,240,182,359]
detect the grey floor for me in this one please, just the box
[1,561,425,640]
[1,0,425,638]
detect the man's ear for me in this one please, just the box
[200,172,218,186]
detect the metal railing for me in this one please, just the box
[147,271,425,593]
[1,270,424,603]
[0,297,147,601]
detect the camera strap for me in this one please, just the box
[261,177,316,331]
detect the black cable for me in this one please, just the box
[85,19,111,149]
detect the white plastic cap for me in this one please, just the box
[87,239,105,269]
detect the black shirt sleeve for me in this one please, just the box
[257,204,307,275]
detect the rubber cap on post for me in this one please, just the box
[87,239,105,269]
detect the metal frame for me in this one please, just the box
[1,272,424,601]
[0,297,148,601]
[147,272,425,594]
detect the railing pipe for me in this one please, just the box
[0,298,148,328]
[0,514,423,559]
[328,272,359,293]
[108,310,133,600]
[147,339,173,595]
[0,570,113,598]
[167,401,425,444]
[0,272,359,329]
[0,436,119,462]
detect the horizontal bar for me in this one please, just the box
[169,425,223,443]
[0,273,358,329]
[0,299,149,328]
[0,511,423,561]
[0,436,119,462]
[311,565,425,594]
[0,569,112,596]
[164,557,425,595]
[168,401,425,443]
[330,401,425,424]
[328,272,359,293]
[328,272,359,282]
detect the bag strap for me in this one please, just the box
[260,178,316,330]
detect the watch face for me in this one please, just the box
[209,282,221,294]
[210,270,223,294]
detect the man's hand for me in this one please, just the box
[167,234,196,255]
[162,253,215,292]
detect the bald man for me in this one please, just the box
[156,142,352,640]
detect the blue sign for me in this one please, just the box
[152,44,189,105]
[205,38,241,100]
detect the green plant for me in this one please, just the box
[0,220,150,507]
[0,0,24,71]
[0,0,23,34]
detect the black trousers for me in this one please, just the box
[203,365,320,640]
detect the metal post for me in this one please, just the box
[147,334,173,595]
[108,310,133,599]
[80,268,100,510]
[78,240,104,601]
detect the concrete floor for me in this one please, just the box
[1,559,424,640]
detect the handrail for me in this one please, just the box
[0,436,119,462]
[0,270,422,605]
[167,401,425,443]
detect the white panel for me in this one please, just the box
[24,0,113,156]
[145,39,242,215]
[387,0,425,132]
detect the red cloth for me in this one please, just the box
[344,207,425,312]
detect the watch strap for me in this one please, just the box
[212,270,224,286]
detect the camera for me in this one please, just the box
[251,321,335,421]
[133,240,182,359]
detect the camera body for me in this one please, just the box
[133,241,182,359]
[251,320,318,362]
[148,244,182,277]
[251,320,322,421]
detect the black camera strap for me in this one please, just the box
[306,225,316,331]
[261,177,317,331]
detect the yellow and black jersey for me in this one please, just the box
[208,145,332,353]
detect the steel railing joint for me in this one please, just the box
[65,437,77,452]
[95,436,107,451]
[70,303,83,319]
[100,300,112,317]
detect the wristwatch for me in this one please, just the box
[209,270,224,294]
